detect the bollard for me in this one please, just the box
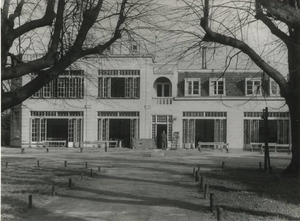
[90,169,93,177]
[204,184,209,199]
[28,195,33,209]
[217,207,224,221]
[210,193,215,212]
[64,161,67,167]
[221,162,225,170]
[6,162,8,168]
[46,148,49,153]
[200,176,205,191]
[259,162,262,170]
[69,178,72,189]
[37,160,39,167]
[81,173,83,180]
[52,186,56,197]
[195,170,199,182]
[80,148,83,153]
[193,167,196,177]
[105,145,108,152]
[85,162,88,169]
[98,166,101,172]
[21,148,25,153]
[197,164,200,171]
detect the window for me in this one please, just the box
[209,78,225,96]
[184,78,201,96]
[130,41,139,53]
[245,78,262,96]
[270,79,280,96]
[98,70,140,99]
[32,70,84,99]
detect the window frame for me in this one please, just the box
[184,78,201,96]
[245,78,262,96]
[209,78,226,96]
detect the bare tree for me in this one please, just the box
[1,0,155,111]
[189,0,300,176]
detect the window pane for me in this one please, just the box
[218,81,224,94]
[111,78,125,97]
[193,81,199,94]
[157,84,163,97]
[164,84,170,97]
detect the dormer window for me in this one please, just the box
[185,78,201,96]
[270,79,280,96]
[209,78,225,96]
[245,78,262,96]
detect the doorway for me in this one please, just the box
[195,119,214,143]
[109,119,131,147]
[47,119,68,146]
[156,124,167,149]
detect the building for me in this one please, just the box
[10,42,290,150]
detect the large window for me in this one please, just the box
[209,78,225,96]
[184,78,201,96]
[98,70,140,99]
[32,70,84,98]
[245,78,262,96]
[155,77,172,97]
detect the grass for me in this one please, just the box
[201,167,300,221]
[1,157,92,221]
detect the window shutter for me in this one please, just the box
[184,79,189,96]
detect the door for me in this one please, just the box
[156,124,167,149]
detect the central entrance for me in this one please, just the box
[156,124,168,149]
[47,119,68,143]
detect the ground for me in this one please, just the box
[1,147,300,221]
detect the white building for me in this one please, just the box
[10,42,290,150]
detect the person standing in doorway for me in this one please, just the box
[161,130,167,150]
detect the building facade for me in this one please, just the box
[11,45,290,150]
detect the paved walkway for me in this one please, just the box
[3,147,290,221]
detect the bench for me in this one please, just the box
[197,142,228,152]
[80,140,119,148]
[246,143,290,153]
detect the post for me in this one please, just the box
[69,178,72,189]
[195,170,199,182]
[85,162,88,169]
[193,167,196,177]
[28,195,33,209]
[221,162,225,170]
[259,162,262,170]
[217,207,224,221]
[90,169,93,177]
[6,162,8,168]
[80,148,83,153]
[21,148,24,153]
[98,166,101,172]
[46,148,49,153]
[200,176,205,191]
[37,160,39,167]
[81,173,83,180]
[105,142,108,152]
[52,186,56,197]
[64,160,67,167]
[204,184,209,199]
[210,193,215,212]
[263,107,271,171]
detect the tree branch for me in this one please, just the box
[255,3,290,44]
[256,0,300,27]
[201,0,290,97]
[12,1,56,40]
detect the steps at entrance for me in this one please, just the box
[132,139,156,149]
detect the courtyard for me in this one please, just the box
[1,147,300,221]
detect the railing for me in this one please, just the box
[153,97,173,105]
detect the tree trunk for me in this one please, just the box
[283,96,300,177]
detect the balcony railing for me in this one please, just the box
[153,97,173,105]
